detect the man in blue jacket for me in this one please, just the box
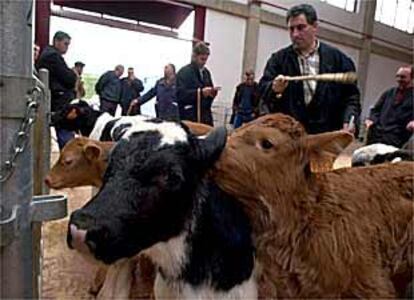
[95,65,124,116]
[176,42,220,126]
[36,31,78,149]
[258,4,360,135]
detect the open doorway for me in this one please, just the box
[50,9,194,116]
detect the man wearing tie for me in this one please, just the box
[176,42,220,126]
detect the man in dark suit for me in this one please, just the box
[258,4,360,135]
[365,66,413,147]
[176,42,220,126]
[36,31,78,150]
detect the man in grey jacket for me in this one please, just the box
[95,65,124,116]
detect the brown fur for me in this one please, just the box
[213,113,414,298]
[45,137,113,189]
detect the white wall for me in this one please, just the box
[205,9,246,125]
[256,24,291,77]
[362,54,402,119]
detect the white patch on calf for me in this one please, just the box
[142,232,188,279]
[154,269,257,300]
[352,143,399,165]
[70,99,81,105]
[391,157,402,163]
[123,121,188,147]
[89,113,115,140]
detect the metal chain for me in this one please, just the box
[0,86,43,183]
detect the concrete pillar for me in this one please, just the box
[357,0,377,118]
[242,1,261,76]
[0,0,37,298]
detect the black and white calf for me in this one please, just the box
[351,141,414,167]
[51,99,149,141]
[67,122,257,299]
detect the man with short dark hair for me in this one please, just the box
[176,42,220,125]
[95,64,124,116]
[119,67,144,116]
[365,65,413,147]
[36,31,78,150]
[258,4,360,135]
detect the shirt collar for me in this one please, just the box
[295,39,320,58]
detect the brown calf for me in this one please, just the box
[213,113,413,298]
[45,137,113,189]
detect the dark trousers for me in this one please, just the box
[100,98,118,116]
[55,127,75,151]
[233,113,254,129]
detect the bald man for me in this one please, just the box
[95,64,125,116]
[365,65,414,147]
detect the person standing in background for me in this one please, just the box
[120,67,144,116]
[231,69,260,128]
[73,61,85,99]
[36,31,77,150]
[135,63,179,120]
[95,64,124,116]
[176,42,220,126]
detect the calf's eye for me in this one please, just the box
[260,139,273,149]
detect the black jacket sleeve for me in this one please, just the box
[46,52,77,89]
[132,79,144,94]
[368,90,388,123]
[258,53,286,114]
[95,72,110,95]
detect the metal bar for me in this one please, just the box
[31,68,50,299]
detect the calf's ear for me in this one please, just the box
[83,143,102,162]
[193,126,227,165]
[305,131,353,172]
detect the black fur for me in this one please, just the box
[68,126,254,291]
[51,100,102,136]
[371,150,414,165]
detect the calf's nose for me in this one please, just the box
[68,209,96,255]
[44,176,51,187]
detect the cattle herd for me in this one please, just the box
[46,100,414,299]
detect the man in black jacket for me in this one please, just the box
[120,67,144,115]
[95,65,124,116]
[365,65,413,147]
[258,4,360,135]
[231,70,260,128]
[176,42,220,126]
[36,31,78,150]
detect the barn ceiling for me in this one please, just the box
[52,0,193,29]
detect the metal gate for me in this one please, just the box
[0,1,67,298]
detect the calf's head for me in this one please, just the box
[67,122,227,264]
[212,114,352,225]
[51,99,99,136]
[45,137,113,188]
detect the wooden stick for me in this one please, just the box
[284,72,357,83]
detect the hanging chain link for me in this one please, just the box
[0,85,43,183]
